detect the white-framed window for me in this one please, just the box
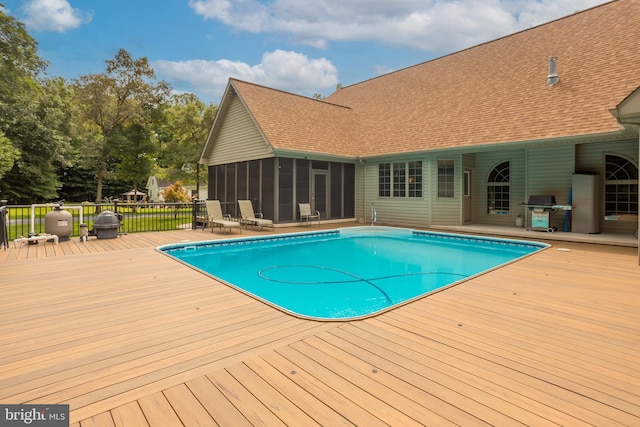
[487,161,510,214]
[605,154,638,216]
[437,160,454,197]
[393,162,406,197]
[378,163,391,197]
[378,161,422,197]
[408,161,422,197]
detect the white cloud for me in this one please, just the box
[374,65,396,76]
[189,0,609,52]
[504,0,604,28]
[22,0,92,32]
[189,0,271,32]
[153,50,339,100]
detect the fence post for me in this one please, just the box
[192,199,199,230]
[0,200,8,250]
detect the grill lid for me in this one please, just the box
[527,195,556,206]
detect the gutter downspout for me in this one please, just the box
[611,111,640,266]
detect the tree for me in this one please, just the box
[162,180,191,203]
[3,77,75,201]
[112,123,157,191]
[0,9,46,88]
[155,93,216,192]
[0,132,20,180]
[0,10,72,202]
[72,49,170,203]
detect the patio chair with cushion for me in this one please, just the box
[205,200,241,234]
[299,203,320,226]
[237,200,274,230]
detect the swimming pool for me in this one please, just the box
[158,227,548,320]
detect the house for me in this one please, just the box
[200,1,638,244]
[146,176,173,203]
[184,184,208,201]
[146,175,208,202]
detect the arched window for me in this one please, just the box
[487,161,510,214]
[605,154,638,216]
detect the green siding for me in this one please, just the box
[351,139,637,236]
[525,145,574,231]
[474,150,525,227]
[205,94,273,166]
[576,139,639,234]
[361,159,429,227]
[430,155,462,226]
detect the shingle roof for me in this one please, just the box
[230,0,639,158]
[230,79,358,157]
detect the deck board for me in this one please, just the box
[257,350,385,427]
[346,319,619,426]
[110,401,150,427]
[275,344,423,426]
[206,368,288,427]
[137,392,183,427]
[305,330,527,426]
[163,383,219,427]
[1,226,639,426]
[296,334,471,426]
[224,361,322,427]
[242,355,355,426]
[185,376,252,427]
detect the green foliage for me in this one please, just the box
[0,132,20,179]
[112,123,157,191]
[0,10,47,86]
[0,10,214,204]
[72,48,171,203]
[0,10,73,202]
[162,180,191,203]
[1,77,74,202]
[154,93,216,186]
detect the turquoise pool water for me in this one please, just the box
[158,227,548,320]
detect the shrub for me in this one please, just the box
[162,181,191,203]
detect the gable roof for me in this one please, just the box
[225,79,358,157]
[326,0,639,157]
[204,0,640,160]
[612,86,640,123]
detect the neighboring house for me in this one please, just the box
[146,175,208,202]
[146,176,174,203]
[200,1,638,242]
[184,184,208,201]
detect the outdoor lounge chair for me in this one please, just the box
[299,203,320,226]
[237,200,274,230]
[205,200,241,234]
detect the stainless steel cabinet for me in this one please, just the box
[571,173,600,234]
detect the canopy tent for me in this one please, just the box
[121,190,147,203]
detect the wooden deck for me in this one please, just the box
[1,225,639,426]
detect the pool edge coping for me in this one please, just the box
[155,226,551,322]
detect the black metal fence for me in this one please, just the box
[2,200,208,242]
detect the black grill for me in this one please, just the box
[526,195,556,210]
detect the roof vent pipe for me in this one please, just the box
[547,57,559,86]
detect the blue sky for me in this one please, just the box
[2,0,609,104]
